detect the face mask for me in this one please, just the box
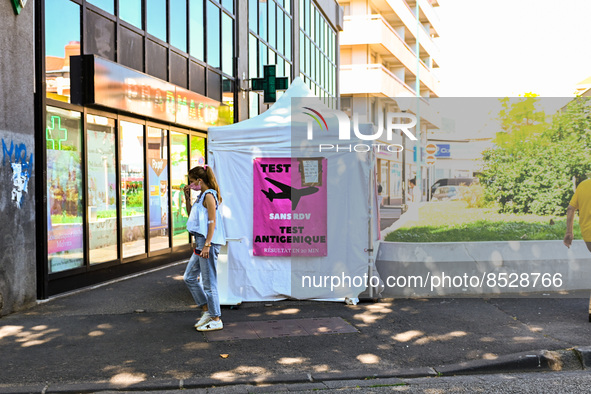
[189,181,200,191]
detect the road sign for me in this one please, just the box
[426,155,436,166]
[426,143,437,155]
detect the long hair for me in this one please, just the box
[189,166,222,204]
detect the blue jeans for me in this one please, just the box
[183,234,221,318]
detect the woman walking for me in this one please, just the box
[183,165,226,331]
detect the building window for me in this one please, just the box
[170,0,188,52]
[87,115,118,264]
[46,106,83,273]
[259,0,267,42]
[147,0,167,42]
[206,1,220,69]
[269,0,276,48]
[249,0,257,33]
[249,34,258,79]
[120,0,143,28]
[87,0,114,14]
[248,0,292,115]
[120,121,146,258]
[277,9,284,55]
[299,0,337,99]
[45,0,80,103]
[189,0,205,61]
[222,0,233,13]
[221,12,234,75]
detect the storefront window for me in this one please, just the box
[381,161,389,200]
[171,132,189,247]
[87,115,118,264]
[390,162,401,198]
[170,0,188,52]
[147,0,167,42]
[189,135,206,215]
[120,0,142,28]
[47,107,83,273]
[120,121,146,258]
[190,135,206,168]
[147,127,170,251]
[45,0,80,103]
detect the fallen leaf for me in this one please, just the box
[220,354,229,359]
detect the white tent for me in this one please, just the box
[208,78,381,303]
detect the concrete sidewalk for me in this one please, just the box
[1,261,591,393]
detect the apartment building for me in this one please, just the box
[338,0,442,205]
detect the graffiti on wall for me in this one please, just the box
[2,139,34,208]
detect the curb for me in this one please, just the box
[0,348,585,393]
[434,349,581,376]
[574,346,591,369]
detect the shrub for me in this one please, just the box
[459,184,486,208]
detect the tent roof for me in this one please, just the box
[208,78,319,149]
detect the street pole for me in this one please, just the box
[415,2,422,203]
[401,124,406,211]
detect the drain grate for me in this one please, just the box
[204,317,358,341]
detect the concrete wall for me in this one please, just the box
[376,240,591,297]
[0,1,37,316]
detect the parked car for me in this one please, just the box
[430,177,477,198]
[431,185,468,201]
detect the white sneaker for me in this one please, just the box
[197,319,223,331]
[194,311,212,328]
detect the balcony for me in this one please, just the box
[340,63,413,97]
[340,64,441,128]
[417,0,442,37]
[341,15,439,95]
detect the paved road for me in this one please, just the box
[379,206,402,231]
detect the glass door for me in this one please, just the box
[171,131,189,247]
[87,114,118,264]
[147,126,170,252]
[120,120,146,258]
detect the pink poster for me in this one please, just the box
[253,157,327,256]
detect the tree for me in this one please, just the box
[482,95,591,215]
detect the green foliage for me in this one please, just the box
[126,191,144,208]
[50,214,82,224]
[385,202,581,242]
[459,183,486,208]
[481,95,591,215]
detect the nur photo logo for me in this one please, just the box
[301,105,418,153]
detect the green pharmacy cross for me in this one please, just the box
[11,0,29,15]
[46,116,68,150]
[251,65,289,104]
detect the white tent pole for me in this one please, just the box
[368,148,375,299]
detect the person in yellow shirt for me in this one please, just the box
[564,178,591,253]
